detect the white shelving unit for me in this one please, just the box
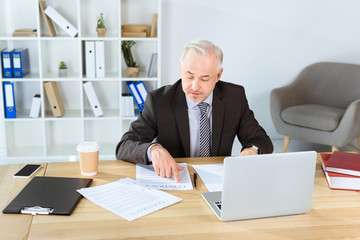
[0,0,161,163]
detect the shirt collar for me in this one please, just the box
[185,92,213,109]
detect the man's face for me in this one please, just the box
[181,50,223,103]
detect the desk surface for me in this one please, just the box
[1,155,360,240]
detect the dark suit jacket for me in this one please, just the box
[116,80,273,164]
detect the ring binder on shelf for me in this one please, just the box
[127,82,145,111]
[3,82,16,118]
[12,48,30,78]
[1,48,13,78]
[44,5,78,37]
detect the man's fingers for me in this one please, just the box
[176,165,184,171]
[173,167,180,183]
[165,167,172,178]
[153,163,160,176]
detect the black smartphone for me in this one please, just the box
[13,164,42,178]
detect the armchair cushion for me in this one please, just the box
[281,104,346,131]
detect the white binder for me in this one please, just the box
[29,94,41,118]
[83,82,103,117]
[95,41,105,78]
[44,6,78,37]
[85,41,96,78]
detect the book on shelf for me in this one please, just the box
[43,81,65,117]
[148,53,157,77]
[122,25,148,37]
[325,151,360,177]
[320,153,360,191]
[12,29,37,37]
[149,13,158,38]
[39,1,56,37]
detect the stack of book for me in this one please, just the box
[12,29,37,37]
[320,151,360,191]
[121,25,148,37]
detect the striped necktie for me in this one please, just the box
[198,102,211,157]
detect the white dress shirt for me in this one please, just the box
[147,92,213,161]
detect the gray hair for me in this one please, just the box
[180,40,223,73]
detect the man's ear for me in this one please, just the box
[217,68,224,82]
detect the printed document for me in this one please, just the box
[192,164,224,192]
[136,163,193,190]
[77,178,182,221]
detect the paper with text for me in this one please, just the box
[136,163,193,190]
[192,164,224,192]
[77,178,182,221]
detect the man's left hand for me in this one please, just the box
[239,148,258,156]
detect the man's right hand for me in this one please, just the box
[150,145,184,182]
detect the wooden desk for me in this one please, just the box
[1,155,360,240]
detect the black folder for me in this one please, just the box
[3,176,93,215]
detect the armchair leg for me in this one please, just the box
[282,136,290,153]
[332,146,339,152]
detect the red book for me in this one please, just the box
[325,151,360,177]
[321,153,360,191]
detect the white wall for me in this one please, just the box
[161,0,360,139]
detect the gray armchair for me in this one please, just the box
[270,62,360,152]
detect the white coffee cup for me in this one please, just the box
[76,142,100,176]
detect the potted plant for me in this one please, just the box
[96,13,107,37]
[58,61,67,77]
[121,41,140,77]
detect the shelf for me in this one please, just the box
[0,0,161,162]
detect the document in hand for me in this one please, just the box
[325,151,360,177]
[321,153,360,191]
[136,163,193,190]
[77,178,182,221]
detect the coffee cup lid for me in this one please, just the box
[76,142,100,152]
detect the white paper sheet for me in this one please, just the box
[77,178,182,221]
[192,164,224,192]
[136,163,193,190]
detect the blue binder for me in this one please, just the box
[1,48,13,78]
[12,48,30,78]
[3,82,16,118]
[127,82,145,111]
[135,81,148,105]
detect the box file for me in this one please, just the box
[39,1,57,37]
[83,82,103,117]
[127,82,148,112]
[1,48,13,78]
[95,41,105,78]
[43,81,65,117]
[3,82,16,118]
[29,94,41,118]
[44,6,78,37]
[135,81,148,104]
[12,48,30,78]
[85,41,96,78]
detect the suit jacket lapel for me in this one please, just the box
[173,86,191,157]
[212,84,225,156]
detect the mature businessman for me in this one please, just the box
[116,40,273,182]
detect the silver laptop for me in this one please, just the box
[202,151,317,221]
